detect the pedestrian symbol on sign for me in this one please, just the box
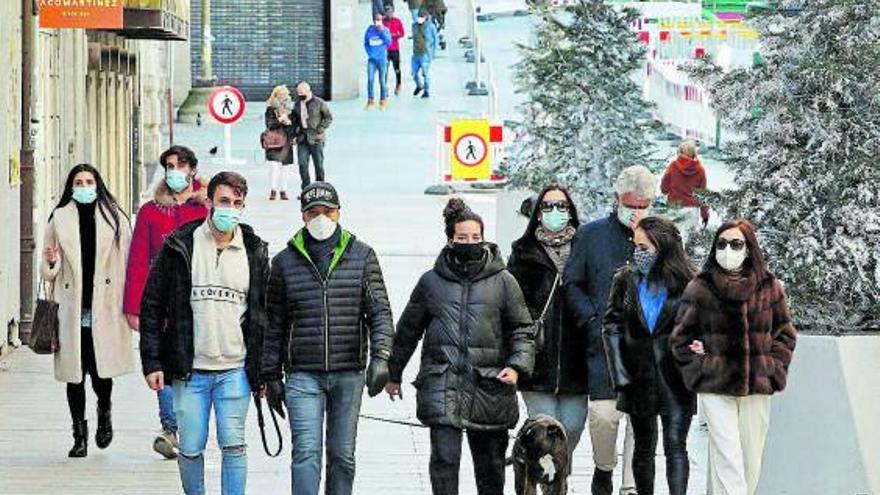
[207,86,246,125]
[465,141,478,161]
[454,133,488,167]
[222,95,234,116]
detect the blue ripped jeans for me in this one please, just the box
[173,368,251,495]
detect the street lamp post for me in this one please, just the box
[199,0,215,86]
[178,0,219,124]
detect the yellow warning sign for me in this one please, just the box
[448,119,495,181]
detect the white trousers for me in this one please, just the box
[589,399,636,494]
[700,393,772,495]
[268,160,289,192]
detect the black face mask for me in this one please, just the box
[451,242,485,263]
[298,94,308,101]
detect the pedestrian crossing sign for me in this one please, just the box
[444,119,503,181]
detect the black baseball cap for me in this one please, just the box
[300,182,340,211]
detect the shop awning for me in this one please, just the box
[115,0,190,40]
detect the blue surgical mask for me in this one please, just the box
[165,169,190,193]
[541,208,570,233]
[72,186,97,205]
[211,207,242,233]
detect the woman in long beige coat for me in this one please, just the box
[40,163,134,458]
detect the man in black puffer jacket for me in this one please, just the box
[261,182,394,495]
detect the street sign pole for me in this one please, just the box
[207,86,247,167]
[225,123,233,163]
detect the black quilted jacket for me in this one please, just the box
[261,228,394,379]
[389,244,535,431]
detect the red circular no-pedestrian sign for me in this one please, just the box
[208,86,246,124]
[454,133,488,167]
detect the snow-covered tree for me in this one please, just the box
[686,0,880,333]
[505,0,653,217]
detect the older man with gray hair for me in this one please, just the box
[563,165,659,495]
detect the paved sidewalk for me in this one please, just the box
[0,1,711,493]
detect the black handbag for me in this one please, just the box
[29,280,60,355]
[533,273,560,352]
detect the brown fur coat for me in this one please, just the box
[669,270,797,396]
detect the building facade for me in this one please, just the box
[0,1,191,357]
[0,1,24,356]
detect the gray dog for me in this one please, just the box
[512,414,570,495]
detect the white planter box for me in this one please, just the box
[758,335,880,495]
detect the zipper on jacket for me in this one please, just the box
[323,279,330,370]
[301,260,331,372]
[457,280,471,423]
[458,281,471,369]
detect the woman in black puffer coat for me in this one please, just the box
[386,198,534,495]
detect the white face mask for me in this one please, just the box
[306,214,337,241]
[716,246,748,272]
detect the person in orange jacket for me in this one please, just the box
[661,140,709,228]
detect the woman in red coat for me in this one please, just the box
[661,140,709,229]
[123,145,207,459]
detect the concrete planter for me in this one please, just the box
[758,335,880,495]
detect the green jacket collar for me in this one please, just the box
[290,228,353,276]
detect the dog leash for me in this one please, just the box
[359,413,520,441]
[253,394,284,457]
[358,413,428,428]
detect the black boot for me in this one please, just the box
[69,420,88,458]
[95,406,113,449]
[591,468,613,495]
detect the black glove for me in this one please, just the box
[265,379,287,419]
[366,358,390,398]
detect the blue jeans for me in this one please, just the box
[286,370,365,495]
[367,58,389,101]
[412,54,431,92]
[521,391,589,454]
[174,368,251,495]
[158,386,177,432]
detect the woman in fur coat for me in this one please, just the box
[669,219,797,495]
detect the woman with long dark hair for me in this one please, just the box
[385,198,534,495]
[506,184,590,458]
[669,219,797,495]
[40,163,134,457]
[602,217,697,495]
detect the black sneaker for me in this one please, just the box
[421,91,430,99]
[413,87,423,96]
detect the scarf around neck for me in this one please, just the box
[535,225,576,247]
